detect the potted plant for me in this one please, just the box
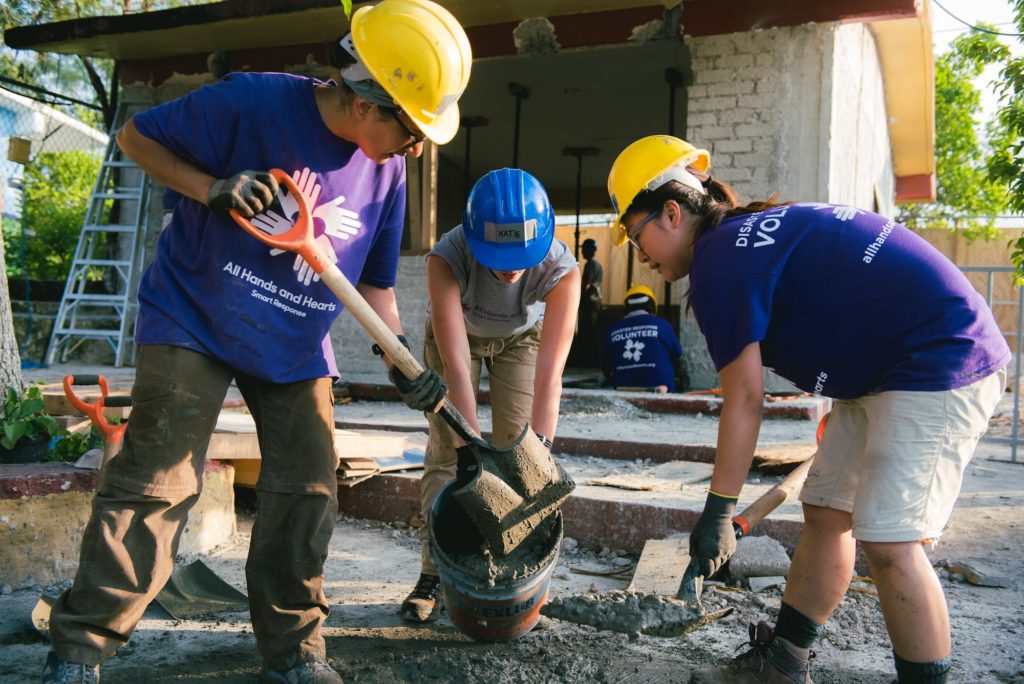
[1,384,59,464]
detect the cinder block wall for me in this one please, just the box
[329,254,430,381]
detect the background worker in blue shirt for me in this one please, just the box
[601,284,683,392]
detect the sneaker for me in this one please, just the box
[689,622,814,684]
[259,658,343,684]
[400,573,443,623]
[41,652,100,683]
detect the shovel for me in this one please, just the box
[33,381,248,635]
[230,169,574,556]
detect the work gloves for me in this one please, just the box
[687,490,738,579]
[374,335,448,412]
[207,170,280,218]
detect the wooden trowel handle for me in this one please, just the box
[732,456,814,537]
[732,412,829,536]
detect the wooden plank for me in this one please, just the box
[627,537,690,596]
[42,388,130,420]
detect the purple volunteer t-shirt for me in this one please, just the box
[132,72,406,383]
[602,312,683,391]
[689,203,1009,399]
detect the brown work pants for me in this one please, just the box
[418,320,541,575]
[49,345,339,671]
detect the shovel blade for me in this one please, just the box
[452,427,575,556]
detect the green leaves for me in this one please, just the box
[1,383,58,451]
[341,0,352,20]
[4,150,102,281]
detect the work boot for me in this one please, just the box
[400,573,443,623]
[41,651,100,683]
[689,622,814,684]
[259,658,343,684]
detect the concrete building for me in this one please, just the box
[6,0,935,387]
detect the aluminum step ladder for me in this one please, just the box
[45,104,151,367]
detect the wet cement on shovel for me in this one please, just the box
[541,590,733,639]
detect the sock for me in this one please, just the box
[893,652,951,684]
[773,601,823,649]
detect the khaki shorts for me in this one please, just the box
[799,369,1006,542]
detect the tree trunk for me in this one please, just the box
[0,228,25,393]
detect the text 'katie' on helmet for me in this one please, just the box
[624,284,658,313]
[351,0,472,145]
[607,135,710,247]
[463,168,555,272]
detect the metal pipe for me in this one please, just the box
[460,116,488,203]
[562,147,600,259]
[508,83,530,169]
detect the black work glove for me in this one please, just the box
[374,335,448,411]
[688,490,738,579]
[455,444,479,487]
[207,170,280,218]
[390,366,446,411]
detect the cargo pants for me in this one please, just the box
[418,319,542,575]
[49,345,339,671]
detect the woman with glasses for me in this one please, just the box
[400,168,580,623]
[607,135,1008,684]
[41,2,470,683]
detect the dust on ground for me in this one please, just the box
[2,468,1023,684]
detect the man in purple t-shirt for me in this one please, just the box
[605,135,1008,684]
[41,3,470,683]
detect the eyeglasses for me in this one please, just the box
[387,107,426,145]
[625,208,661,253]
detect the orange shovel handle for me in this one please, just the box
[229,168,327,275]
[62,375,127,444]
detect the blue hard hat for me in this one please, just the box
[463,168,555,271]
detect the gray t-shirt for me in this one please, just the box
[428,225,578,339]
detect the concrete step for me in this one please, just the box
[336,453,808,558]
[342,381,830,422]
[334,398,820,467]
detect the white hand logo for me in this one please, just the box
[249,168,363,285]
[251,209,292,236]
[623,339,645,362]
[831,205,863,221]
[315,195,362,241]
[796,202,864,222]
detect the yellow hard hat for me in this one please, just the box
[351,0,472,145]
[624,284,658,313]
[607,135,710,246]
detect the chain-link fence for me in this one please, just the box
[1,85,108,364]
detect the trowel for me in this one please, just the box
[542,419,824,638]
[231,170,574,556]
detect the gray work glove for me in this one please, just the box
[373,335,447,412]
[687,490,738,579]
[207,170,280,218]
[390,366,447,411]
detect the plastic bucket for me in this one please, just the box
[429,480,562,642]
